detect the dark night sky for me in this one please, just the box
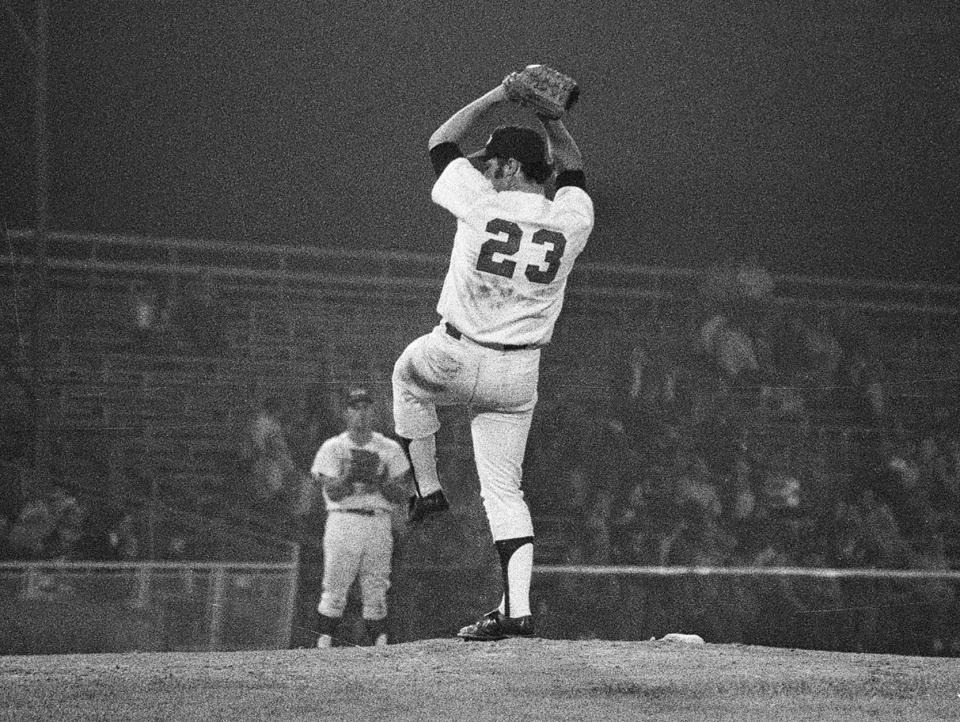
[2,1,959,284]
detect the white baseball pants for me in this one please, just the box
[392,323,539,541]
[317,510,392,621]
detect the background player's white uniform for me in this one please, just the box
[393,155,594,542]
[310,426,409,645]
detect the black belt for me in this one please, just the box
[331,508,380,517]
[445,323,533,352]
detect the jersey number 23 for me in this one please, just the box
[476,218,567,284]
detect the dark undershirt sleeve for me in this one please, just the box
[430,143,463,177]
[556,169,587,191]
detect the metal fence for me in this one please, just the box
[529,565,960,657]
[4,557,959,657]
[0,558,299,655]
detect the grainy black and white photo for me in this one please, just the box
[1,2,959,719]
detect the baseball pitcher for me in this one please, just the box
[392,66,594,640]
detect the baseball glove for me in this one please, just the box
[502,64,580,120]
[346,448,388,493]
[346,449,380,484]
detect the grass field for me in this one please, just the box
[2,639,959,721]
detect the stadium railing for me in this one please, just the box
[529,563,960,656]
[0,557,299,655]
[390,561,960,656]
[5,229,960,312]
[0,491,301,655]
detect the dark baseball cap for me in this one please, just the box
[469,126,549,167]
[345,386,373,407]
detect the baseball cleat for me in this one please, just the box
[407,490,450,524]
[457,610,534,641]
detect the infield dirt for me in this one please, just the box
[2,638,958,721]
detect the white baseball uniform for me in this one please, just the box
[310,431,409,621]
[393,152,594,541]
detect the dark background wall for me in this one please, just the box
[3,1,958,282]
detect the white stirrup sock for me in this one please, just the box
[496,540,533,618]
[409,435,442,496]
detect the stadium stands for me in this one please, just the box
[1,230,958,573]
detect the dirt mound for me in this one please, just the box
[2,639,958,720]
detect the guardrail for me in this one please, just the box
[0,557,299,654]
[5,229,960,313]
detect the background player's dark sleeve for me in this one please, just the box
[556,169,587,191]
[430,143,463,177]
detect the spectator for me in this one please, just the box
[549,409,633,565]
[735,480,805,568]
[714,428,760,540]
[844,353,889,428]
[5,484,82,560]
[74,501,138,561]
[108,507,140,560]
[648,464,686,566]
[127,279,168,352]
[802,310,843,376]
[921,432,960,507]
[699,311,761,387]
[767,310,808,382]
[6,488,54,559]
[171,270,227,355]
[237,397,308,528]
[675,447,723,521]
[736,253,775,301]
[560,464,613,565]
[623,315,680,415]
[288,378,340,471]
[836,488,914,569]
[918,431,960,560]
[660,493,735,567]
[855,431,936,550]
[797,310,845,414]
[609,481,652,563]
[697,257,741,302]
[43,486,86,560]
[762,448,803,517]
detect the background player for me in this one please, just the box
[392,79,594,640]
[299,386,411,647]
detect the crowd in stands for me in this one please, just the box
[1,261,958,653]
[0,462,139,562]
[125,272,228,356]
[2,258,958,573]
[524,257,960,575]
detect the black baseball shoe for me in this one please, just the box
[457,610,534,641]
[407,489,449,524]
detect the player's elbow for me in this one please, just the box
[428,129,449,151]
[553,153,583,174]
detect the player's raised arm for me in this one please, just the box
[537,115,583,174]
[428,85,510,150]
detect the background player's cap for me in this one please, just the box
[345,386,373,408]
[468,126,549,167]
